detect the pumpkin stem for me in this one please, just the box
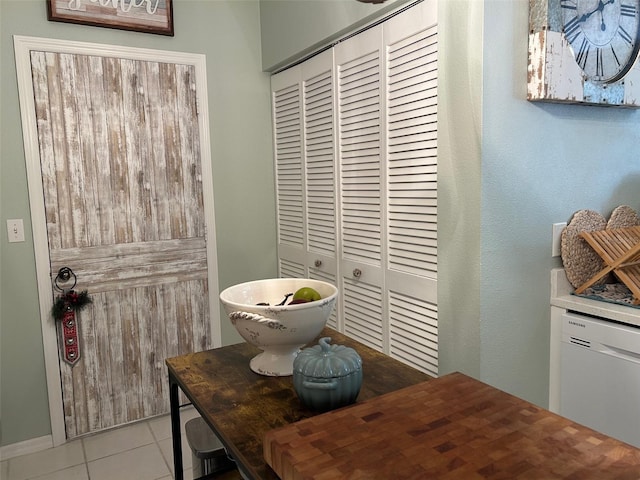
[319,336,332,353]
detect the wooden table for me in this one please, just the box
[264,372,640,479]
[166,327,431,480]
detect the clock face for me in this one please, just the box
[561,0,640,83]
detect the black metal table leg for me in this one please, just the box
[169,373,183,480]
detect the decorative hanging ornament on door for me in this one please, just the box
[51,267,91,366]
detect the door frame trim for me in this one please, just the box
[13,35,222,446]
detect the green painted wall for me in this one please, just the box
[1,0,275,447]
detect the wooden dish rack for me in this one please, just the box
[575,226,640,304]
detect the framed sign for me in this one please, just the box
[47,0,174,36]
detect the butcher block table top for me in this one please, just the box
[264,372,640,480]
[166,327,431,480]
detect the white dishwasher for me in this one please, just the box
[560,311,640,448]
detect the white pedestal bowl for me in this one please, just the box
[219,278,338,376]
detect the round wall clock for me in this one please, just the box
[528,0,640,107]
[561,0,640,84]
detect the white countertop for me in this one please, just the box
[550,268,640,328]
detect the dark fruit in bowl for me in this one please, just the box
[289,298,310,305]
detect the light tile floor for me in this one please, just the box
[1,406,201,480]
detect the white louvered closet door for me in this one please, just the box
[384,1,438,377]
[272,51,339,328]
[302,52,339,329]
[335,27,386,349]
[272,68,306,278]
[271,0,438,376]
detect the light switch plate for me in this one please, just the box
[7,219,25,243]
[552,222,566,258]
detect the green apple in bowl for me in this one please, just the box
[289,287,322,304]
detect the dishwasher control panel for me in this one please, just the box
[562,312,640,363]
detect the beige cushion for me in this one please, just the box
[561,209,607,289]
[607,205,640,229]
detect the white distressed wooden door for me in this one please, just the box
[27,48,216,439]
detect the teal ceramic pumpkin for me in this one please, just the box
[293,337,363,411]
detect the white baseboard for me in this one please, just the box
[0,435,53,461]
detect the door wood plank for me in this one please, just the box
[191,279,210,352]
[137,286,155,418]
[104,56,132,245]
[79,306,100,432]
[87,56,117,246]
[176,64,204,238]
[121,288,143,421]
[176,281,192,358]
[49,52,75,250]
[145,61,172,240]
[160,63,187,238]
[74,55,101,247]
[121,59,143,244]
[92,293,114,429]
[153,286,170,413]
[135,61,157,242]
[30,53,62,248]
[106,291,126,428]
[59,53,89,249]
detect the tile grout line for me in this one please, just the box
[80,436,91,480]
[146,418,175,479]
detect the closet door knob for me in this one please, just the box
[314,260,322,267]
[353,268,362,278]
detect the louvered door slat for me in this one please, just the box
[388,158,437,171]
[389,223,436,236]
[340,110,380,126]
[390,121,436,138]
[389,170,436,183]
[389,130,437,147]
[388,240,436,257]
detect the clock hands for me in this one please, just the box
[578,0,615,29]
[601,0,615,31]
